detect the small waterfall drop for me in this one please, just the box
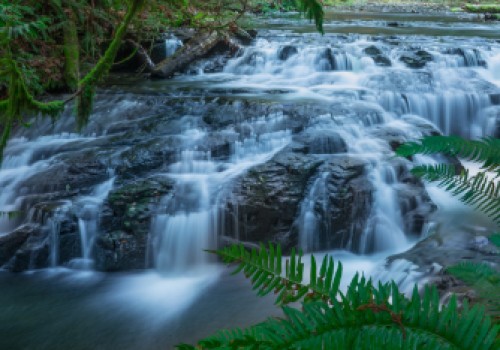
[69,177,115,270]
[165,35,183,57]
[298,172,329,252]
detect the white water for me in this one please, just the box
[165,35,183,57]
[69,177,116,270]
[0,135,96,236]
[152,121,291,275]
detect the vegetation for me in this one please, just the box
[396,135,500,323]
[463,4,500,14]
[178,243,499,349]
[396,136,500,225]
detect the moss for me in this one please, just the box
[63,9,80,91]
[464,4,500,14]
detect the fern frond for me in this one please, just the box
[490,234,500,248]
[186,244,499,350]
[296,0,324,34]
[209,243,343,305]
[411,165,500,224]
[447,262,500,319]
[396,136,500,174]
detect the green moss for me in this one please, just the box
[464,4,500,14]
[63,9,80,91]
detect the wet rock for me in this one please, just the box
[278,45,298,61]
[389,228,500,271]
[224,150,323,251]
[115,137,177,178]
[445,48,487,67]
[315,156,374,251]
[399,50,433,68]
[294,129,347,154]
[19,152,109,196]
[363,46,392,66]
[95,176,174,271]
[316,48,336,71]
[4,224,49,272]
[0,224,34,266]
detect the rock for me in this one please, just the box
[387,22,401,27]
[445,48,486,67]
[363,45,392,66]
[313,156,374,251]
[115,137,176,178]
[0,224,33,266]
[94,176,174,271]
[294,129,347,154]
[4,224,49,272]
[399,50,433,68]
[223,150,323,251]
[389,228,500,271]
[316,48,336,71]
[278,45,298,61]
[19,152,109,196]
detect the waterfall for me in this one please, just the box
[359,163,407,253]
[165,35,183,57]
[380,91,491,138]
[152,124,292,275]
[298,172,329,252]
[69,177,115,270]
[47,203,71,268]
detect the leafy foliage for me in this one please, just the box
[179,243,499,349]
[396,136,500,174]
[297,0,324,34]
[446,262,500,320]
[396,136,500,225]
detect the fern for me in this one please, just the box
[296,0,324,34]
[396,136,500,225]
[446,262,500,320]
[180,244,499,350]
[396,136,500,174]
[410,164,499,224]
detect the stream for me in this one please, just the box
[0,10,499,349]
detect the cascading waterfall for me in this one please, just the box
[69,177,115,270]
[152,123,292,275]
[47,203,71,268]
[297,172,329,252]
[379,91,491,138]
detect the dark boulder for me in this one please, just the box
[399,50,433,68]
[278,45,298,61]
[223,150,322,251]
[0,224,33,266]
[310,156,374,252]
[363,45,392,66]
[3,224,49,272]
[294,129,347,154]
[94,176,174,271]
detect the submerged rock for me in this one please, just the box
[399,50,433,68]
[278,45,298,61]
